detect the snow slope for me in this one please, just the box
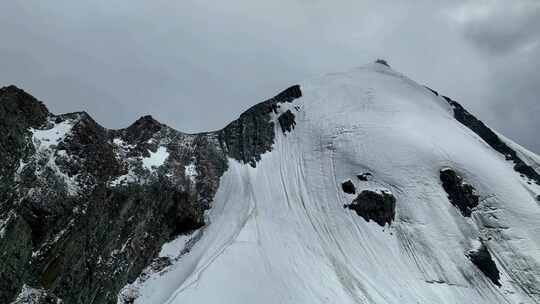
[121,63,540,303]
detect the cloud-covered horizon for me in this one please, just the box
[1,1,539,152]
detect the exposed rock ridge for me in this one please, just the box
[0,84,302,304]
[441,95,540,184]
[217,85,302,167]
[468,242,501,287]
[440,168,479,217]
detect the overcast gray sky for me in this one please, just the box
[1,1,539,152]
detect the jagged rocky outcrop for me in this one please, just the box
[424,86,438,96]
[217,85,301,167]
[344,190,396,226]
[468,243,501,287]
[442,96,540,184]
[440,168,479,217]
[0,85,301,304]
[0,86,51,304]
[277,110,296,134]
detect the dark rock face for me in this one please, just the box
[0,215,33,303]
[123,115,163,143]
[443,96,540,184]
[468,243,501,287]
[278,110,296,134]
[0,86,50,303]
[341,180,356,194]
[0,86,49,208]
[2,121,223,303]
[375,59,390,67]
[218,85,302,167]
[344,190,396,226]
[0,84,302,303]
[424,86,438,96]
[440,168,479,217]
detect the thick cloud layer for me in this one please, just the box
[0,1,538,151]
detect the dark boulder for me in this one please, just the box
[344,190,396,226]
[341,180,356,194]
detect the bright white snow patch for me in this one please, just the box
[31,120,72,149]
[184,162,198,184]
[26,119,80,195]
[111,146,170,186]
[142,146,169,171]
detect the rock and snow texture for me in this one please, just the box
[10,285,62,304]
[184,161,198,184]
[123,63,540,304]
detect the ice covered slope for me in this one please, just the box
[122,63,540,304]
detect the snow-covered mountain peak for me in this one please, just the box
[300,61,452,120]
[2,64,540,304]
[117,66,540,304]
